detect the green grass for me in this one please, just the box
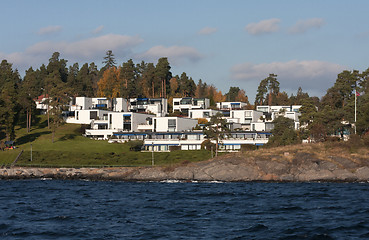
[0,115,212,167]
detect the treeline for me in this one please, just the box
[0,50,369,142]
[0,51,250,141]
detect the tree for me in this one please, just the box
[255,74,280,106]
[97,67,120,98]
[102,50,116,70]
[0,60,21,140]
[234,89,249,104]
[155,57,172,98]
[225,87,240,101]
[267,117,300,147]
[203,112,230,157]
[119,59,137,98]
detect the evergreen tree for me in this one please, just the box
[102,50,116,70]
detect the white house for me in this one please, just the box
[66,109,110,125]
[152,117,198,132]
[229,110,263,129]
[172,97,210,115]
[72,97,126,111]
[216,102,248,110]
[188,109,222,120]
[129,98,168,117]
[256,105,302,113]
[108,112,154,132]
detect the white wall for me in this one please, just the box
[113,98,128,112]
[188,109,221,119]
[67,109,110,124]
[109,112,154,132]
[153,117,198,132]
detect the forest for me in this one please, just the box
[0,50,368,142]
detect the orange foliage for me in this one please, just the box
[97,67,120,98]
[235,89,249,103]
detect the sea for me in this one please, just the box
[0,180,368,240]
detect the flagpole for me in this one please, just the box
[354,89,357,134]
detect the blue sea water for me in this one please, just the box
[0,180,368,240]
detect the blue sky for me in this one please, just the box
[2,0,369,101]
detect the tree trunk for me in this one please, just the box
[47,104,50,129]
[215,137,219,157]
[26,109,29,133]
[29,109,32,132]
[152,81,155,98]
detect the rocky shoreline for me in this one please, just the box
[1,151,369,182]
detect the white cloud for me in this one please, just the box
[27,34,143,58]
[289,18,325,34]
[231,60,346,94]
[245,18,281,35]
[198,27,217,35]
[0,34,144,74]
[37,25,63,35]
[136,45,203,65]
[92,25,104,34]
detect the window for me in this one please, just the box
[168,119,176,132]
[90,111,98,120]
[203,112,210,117]
[174,101,179,105]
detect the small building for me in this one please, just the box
[172,97,210,115]
[129,98,168,117]
[229,110,263,130]
[66,109,110,125]
[188,109,222,120]
[216,102,248,110]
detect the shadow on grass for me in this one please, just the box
[37,120,49,129]
[58,133,77,141]
[15,131,52,145]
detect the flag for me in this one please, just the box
[356,91,360,96]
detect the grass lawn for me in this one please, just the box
[0,115,213,167]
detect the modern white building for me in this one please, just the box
[173,97,210,115]
[229,110,263,128]
[72,97,126,111]
[216,102,248,110]
[152,117,198,132]
[129,98,168,117]
[66,109,110,125]
[108,112,154,132]
[188,109,222,120]
[256,105,302,113]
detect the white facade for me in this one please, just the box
[188,109,222,119]
[251,122,275,132]
[66,109,110,124]
[108,112,154,132]
[256,105,302,113]
[230,110,263,124]
[129,98,168,117]
[112,98,128,112]
[216,102,248,110]
[153,117,198,132]
[173,97,210,114]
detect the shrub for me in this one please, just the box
[126,140,144,151]
[201,139,215,151]
[363,134,369,147]
[240,144,257,151]
[169,146,181,151]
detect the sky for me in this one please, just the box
[2,0,369,102]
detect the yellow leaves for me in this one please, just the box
[97,67,120,98]
[235,89,249,103]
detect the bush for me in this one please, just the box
[126,140,144,151]
[240,144,257,151]
[201,139,215,151]
[169,146,181,151]
[345,134,363,153]
[363,134,369,147]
